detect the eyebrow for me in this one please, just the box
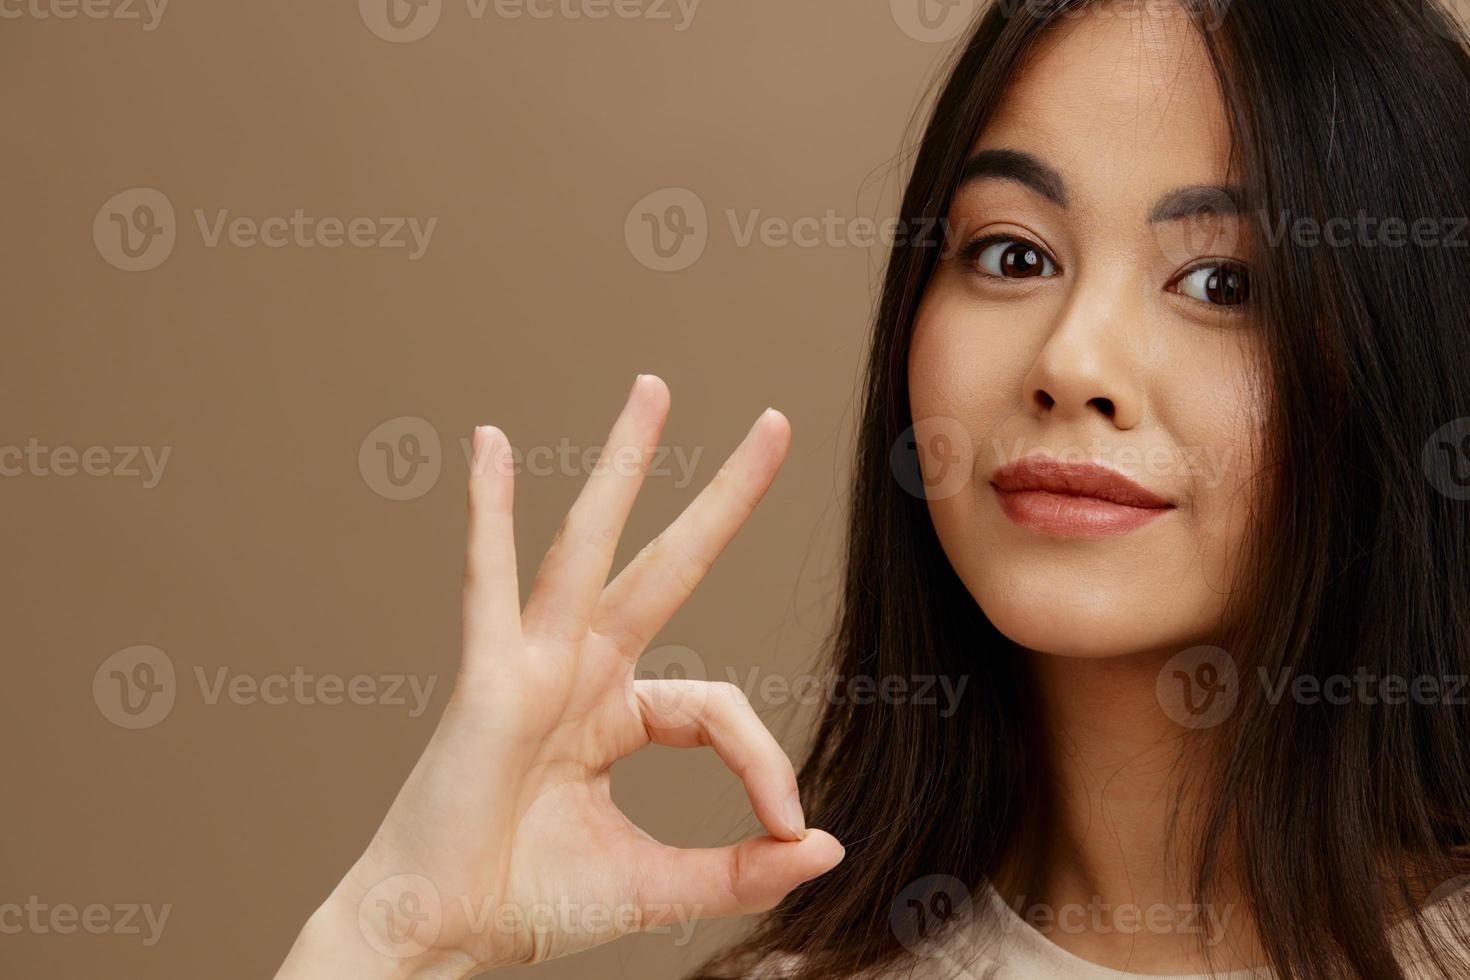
[958,148,1244,223]
[1147,184,1244,223]
[958,149,1069,208]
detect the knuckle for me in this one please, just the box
[726,841,751,910]
[711,680,749,708]
[595,618,651,657]
[546,515,619,564]
[661,539,712,595]
[573,520,619,559]
[637,532,661,557]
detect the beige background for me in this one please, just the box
[9,1,1470,978]
[0,1,953,976]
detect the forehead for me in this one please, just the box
[975,3,1235,201]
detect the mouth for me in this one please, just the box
[989,456,1176,537]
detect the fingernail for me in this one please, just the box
[783,795,807,840]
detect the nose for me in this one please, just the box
[1021,278,1144,431]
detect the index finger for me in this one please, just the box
[592,407,791,657]
[634,678,805,842]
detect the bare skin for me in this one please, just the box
[910,5,1267,974]
[276,375,844,978]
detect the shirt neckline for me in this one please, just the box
[968,878,1470,980]
[972,882,1266,980]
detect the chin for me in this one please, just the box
[966,568,1194,660]
[986,608,1146,659]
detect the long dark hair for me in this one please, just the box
[695,1,1470,977]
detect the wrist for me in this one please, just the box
[277,880,482,980]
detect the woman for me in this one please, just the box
[276,0,1470,976]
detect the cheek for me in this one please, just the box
[906,292,1030,589]
[1164,348,1268,602]
[907,290,1034,450]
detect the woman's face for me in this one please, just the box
[910,3,1266,660]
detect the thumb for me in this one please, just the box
[633,830,845,928]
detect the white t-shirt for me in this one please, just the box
[760,879,1470,979]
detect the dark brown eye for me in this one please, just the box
[973,238,1058,279]
[1176,263,1251,306]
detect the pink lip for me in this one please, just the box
[990,456,1175,537]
